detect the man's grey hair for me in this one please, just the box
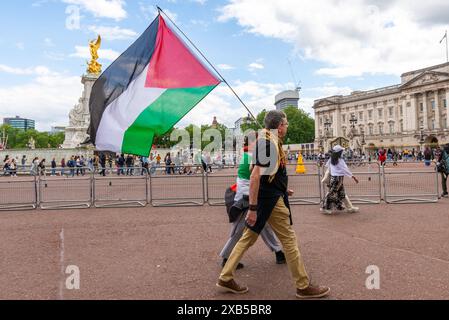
[264,110,287,129]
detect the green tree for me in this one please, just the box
[0,125,66,149]
[240,110,266,133]
[239,107,315,144]
[282,106,315,144]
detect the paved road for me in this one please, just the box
[1,198,448,300]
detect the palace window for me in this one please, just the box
[359,112,363,121]
[420,103,423,112]
[389,122,394,134]
[368,110,373,120]
[444,99,447,108]
[432,119,435,130]
[342,127,346,137]
[389,107,393,117]
[378,109,383,117]
[342,114,346,123]
[378,124,384,135]
[400,121,404,132]
[431,100,435,110]
[400,106,403,116]
[369,125,374,135]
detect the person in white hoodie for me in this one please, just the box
[321,145,359,215]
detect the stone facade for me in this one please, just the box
[313,62,449,153]
[62,73,99,149]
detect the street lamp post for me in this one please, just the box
[349,114,358,132]
[318,135,324,153]
[324,119,332,151]
[419,127,426,151]
[324,119,332,137]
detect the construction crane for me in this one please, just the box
[287,58,302,93]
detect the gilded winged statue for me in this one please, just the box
[87,35,102,75]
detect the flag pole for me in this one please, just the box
[156,6,263,129]
[441,30,448,63]
[446,30,449,62]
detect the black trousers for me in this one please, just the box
[442,172,448,194]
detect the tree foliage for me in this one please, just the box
[0,124,65,149]
[240,107,315,144]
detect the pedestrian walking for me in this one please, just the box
[217,110,330,299]
[321,145,359,215]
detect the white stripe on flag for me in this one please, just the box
[96,65,166,152]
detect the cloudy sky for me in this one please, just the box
[1,0,449,131]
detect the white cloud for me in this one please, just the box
[191,0,207,4]
[180,80,292,128]
[0,67,83,131]
[70,46,120,61]
[88,25,138,41]
[248,62,264,71]
[219,0,449,78]
[0,65,53,76]
[217,64,235,70]
[62,0,127,21]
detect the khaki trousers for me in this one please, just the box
[219,197,310,290]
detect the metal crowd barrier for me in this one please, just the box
[93,167,148,208]
[38,167,93,210]
[287,163,322,205]
[206,173,237,206]
[382,162,439,204]
[0,175,37,211]
[321,162,382,204]
[150,165,205,206]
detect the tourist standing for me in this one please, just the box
[51,158,57,176]
[61,158,66,177]
[437,144,449,198]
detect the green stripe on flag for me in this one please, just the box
[122,85,216,156]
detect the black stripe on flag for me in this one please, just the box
[88,15,160,145]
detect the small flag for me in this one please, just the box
[88,14,221,156]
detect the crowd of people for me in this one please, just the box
[1,144,448,178]
[1,150,237,177]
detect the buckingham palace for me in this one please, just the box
[313,62,449,153]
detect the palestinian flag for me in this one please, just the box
[88,14,221,156]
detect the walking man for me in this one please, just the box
[216,110,330,299]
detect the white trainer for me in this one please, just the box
[347,207,359,213]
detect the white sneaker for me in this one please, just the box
[347,207,359,213]
[323,209,333,215]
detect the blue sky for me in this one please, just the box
[1,0,448,131]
